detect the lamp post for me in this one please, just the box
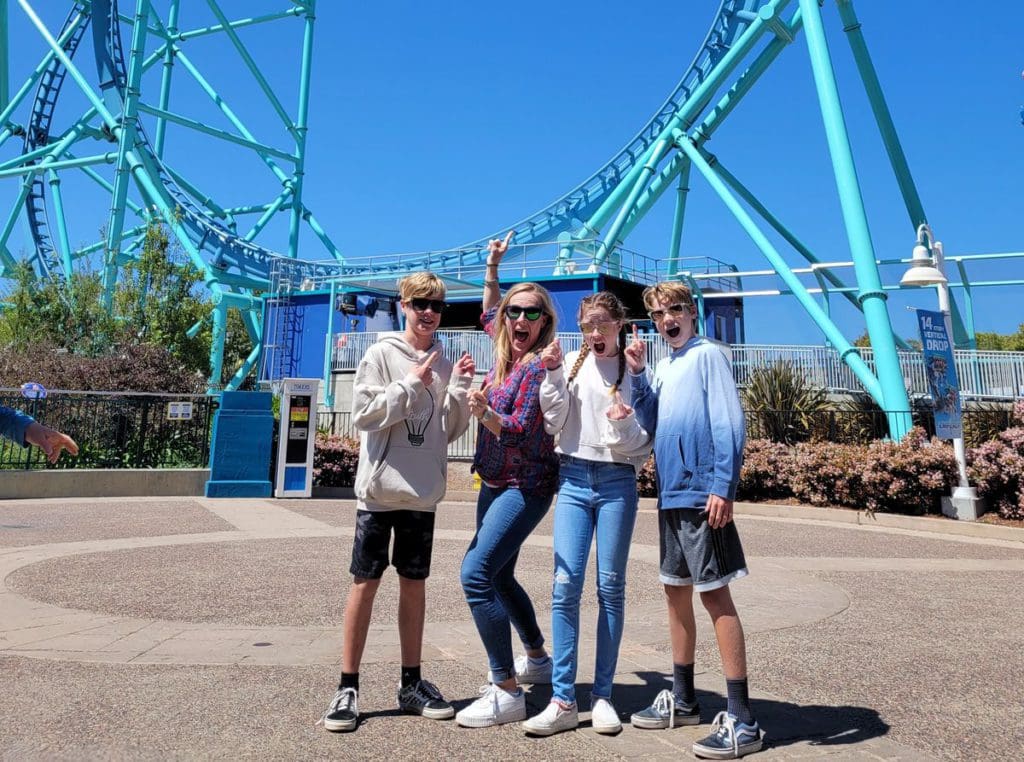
[900,224,981,520]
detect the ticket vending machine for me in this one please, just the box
[274,378,320,498]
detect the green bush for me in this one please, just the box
[742,361,829,444]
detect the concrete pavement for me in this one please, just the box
[1,494,1022,760]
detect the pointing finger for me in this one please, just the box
[631,324,639,341]
[503,231,514,248]
[421,350,438,367]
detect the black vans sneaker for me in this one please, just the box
[692,711,763,759]
[630,688,700,729]
[319,687,358,732]
[397,679,455,720]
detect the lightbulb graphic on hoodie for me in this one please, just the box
[405,389,435,446]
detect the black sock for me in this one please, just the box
[672,663,696,705]
[339,672,358,692]
[726,678,753,724]
[401,665,421,688]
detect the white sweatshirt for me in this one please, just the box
[540,350,652,471]
[352,334,472,512]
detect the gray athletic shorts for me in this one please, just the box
[658,507,748,592]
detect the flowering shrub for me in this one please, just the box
[787,441,869,508]
[737,439,793,501]
[637,454,658,498]
[856,428,958,515]
[313,433,360,487]
[967,399,1024,520]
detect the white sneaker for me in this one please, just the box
[590,695,622,734]
[455,684,526,728]
[523,700,579,736]
[514,653,553,684]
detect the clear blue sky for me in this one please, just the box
[3,0,1023,346]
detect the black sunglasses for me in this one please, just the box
[505,305,546,321]
[647,303,690,322]
[408,298,446,313]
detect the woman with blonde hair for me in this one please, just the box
[456,233,561,729]
[521,290,651,736]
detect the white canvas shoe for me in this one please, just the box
[590,695,622,734]
[523,700,579,736]
[455,684,526,728]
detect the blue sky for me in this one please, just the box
[3,0,1023,346]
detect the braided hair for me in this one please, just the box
[568,291,628,395]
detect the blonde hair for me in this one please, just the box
[641,281,695,313]
[567,291,627,395]
[399,272,446,301]
[492,282,558,385]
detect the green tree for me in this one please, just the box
[976,324,1024,351]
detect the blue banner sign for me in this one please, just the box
[916,309,962,439]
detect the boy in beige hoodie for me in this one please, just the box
[320,272,475,733]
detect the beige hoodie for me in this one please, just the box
[352,334,472,512]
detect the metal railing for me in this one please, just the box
[1,391,216,470]
[333,333,1024,400]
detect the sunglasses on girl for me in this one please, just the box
[579,320,619,335]
[647,303,690,322]
[408,298,446,313]
[505,305,546,321]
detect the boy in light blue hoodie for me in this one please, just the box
[624,281,764,760]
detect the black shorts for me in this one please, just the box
[349,509,436,580]
[658,507,748,592]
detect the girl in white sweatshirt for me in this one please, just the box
[523,291,652,737]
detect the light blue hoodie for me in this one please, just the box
[630,336,745,508]
[0,405,34,447]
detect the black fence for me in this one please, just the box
[1,392,217,470]
[744,407,1017,447]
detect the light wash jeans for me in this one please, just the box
[551,456,639,703]
[460,483,553,683]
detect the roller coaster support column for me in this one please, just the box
[798,0,911,439]
[836,0,971,349]
[666,158,691,276]
[103,0,151,309]
[676,133,884,404]
[289,1,315,260]
[154,0,180,158]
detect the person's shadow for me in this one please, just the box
[559,672,890,748]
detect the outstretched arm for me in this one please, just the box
[482,231,513,312]
[25,421,79,463]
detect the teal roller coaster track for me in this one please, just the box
[1,1,1021,439]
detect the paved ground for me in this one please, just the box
[1,493,1023,761]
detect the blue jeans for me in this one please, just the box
[461,484,553,683]
[551,456,639,703]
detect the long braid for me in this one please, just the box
[611,325,627,395]
[567,342,590,385]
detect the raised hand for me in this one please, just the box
[411,350,438,385]
[24,422,79,464]
[468,382,490,419]
[455,350,476,377]
[624,324,646,373]
[541,337,563,370]
[487,230,514,265]
[606,390,633,421]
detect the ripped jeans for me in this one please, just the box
[550,456,639,704]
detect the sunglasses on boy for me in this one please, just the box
[647,303,690,322]
[505,305,546,321]
[407,298,446,313]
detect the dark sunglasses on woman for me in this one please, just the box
[505,305,545,321]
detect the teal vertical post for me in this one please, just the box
[798,0,911,439]
[208,299,228,393]
[289,3,316,259]
[102,0,151,308]
[323,279,337,407]
[46,169,74,279]
[154,0,180,158]
[667,158,691,277]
